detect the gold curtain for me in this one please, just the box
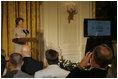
[1,1,42,61]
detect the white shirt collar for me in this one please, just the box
[47,64,60,68]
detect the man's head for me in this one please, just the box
[92,44,113,68]
[46,49,59,65]
[21,45,31,57]
[9,53,23,68]
[1,48,6,57]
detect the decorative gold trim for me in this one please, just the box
[92,1,96,19]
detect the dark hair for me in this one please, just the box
[93,44,113,68]
[1,55,6,76]
[9,53,23,68]
[46,49,59,65]
[1,48,6,57]
[15,17,24,26]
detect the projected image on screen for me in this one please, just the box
[88,20,111,36]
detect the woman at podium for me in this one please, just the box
[13,18,29,53]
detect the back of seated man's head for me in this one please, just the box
[93,44,113,68]
[1,48,6,57]
[46,49,59,65]
[21,45,31,57]
[9,53,23,68]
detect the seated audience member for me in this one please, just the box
[21,45,43,75]
[67,44,113,78]
[35,49,70,78]
[3,53,32,78]
[1,49,6,76]
[106,56,117,78]
[1,48,6,57]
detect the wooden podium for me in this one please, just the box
[12,37,40,60]
[12,38,37,43]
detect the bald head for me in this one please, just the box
[93,44,113,68]
[21,45,31,57]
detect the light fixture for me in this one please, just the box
[65,2,78,23]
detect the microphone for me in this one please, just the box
[23,29,29,35]
[26,29,29,34]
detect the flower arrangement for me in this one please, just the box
[59,57,79,71]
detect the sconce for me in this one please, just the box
[65,2,78,23]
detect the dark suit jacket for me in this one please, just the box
[67,67,109,78]
[1,55,6,76]
[21,57,43,75]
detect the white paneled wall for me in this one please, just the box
[40,1,94,64]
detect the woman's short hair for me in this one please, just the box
[15,17,24,26]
